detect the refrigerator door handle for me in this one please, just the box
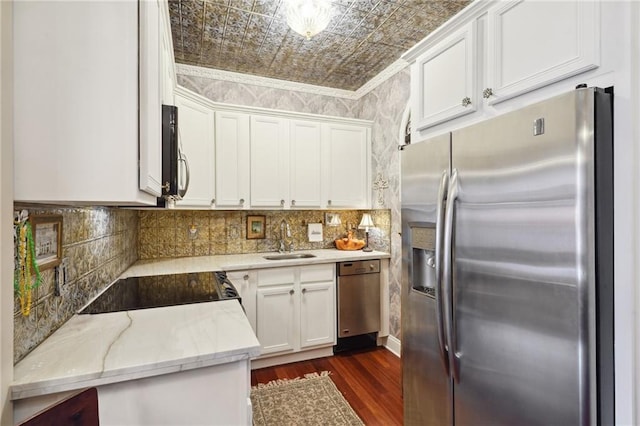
[443,168,461,383]
[434,170,450,374]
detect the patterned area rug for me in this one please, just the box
[251,371,364,426]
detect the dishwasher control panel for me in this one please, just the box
[338,260,380,275]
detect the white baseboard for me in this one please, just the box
[383,335,401,358]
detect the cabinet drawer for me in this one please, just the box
[300,264,335,283]
[257,268,295,286]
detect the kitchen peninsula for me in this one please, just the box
[11,249,389,425]
[11,300,259,425]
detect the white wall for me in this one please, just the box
[0,1,14,424]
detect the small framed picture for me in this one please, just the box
[31,214,63,270]
[247,215,266,239]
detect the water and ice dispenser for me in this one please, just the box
[410,225,437,297]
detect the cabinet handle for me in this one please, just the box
[239,198,245,205]
[461,97,472,107]
[211,198,215,205]
[243,275,249,281]
[327,200,332,206]
[482,88,494,99]
[302,288,307,294]
[280,199,285,206]
[289,289,294,295]
[291,199,296,206]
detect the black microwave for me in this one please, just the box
[161,105,189,200]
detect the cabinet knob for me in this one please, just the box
[302,288,307,294]
[482,88,494,99]
[211,198,215,205]
[243,275,249,281]
[280,199,285,206]
[291,199,296,206]
[327,200,332,206]
[239,198,245,205]
[289,289,295,295]
[461,97,472,107]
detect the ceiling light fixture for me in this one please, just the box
[285,0,333,41]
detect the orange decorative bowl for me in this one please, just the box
[335,237,366,251]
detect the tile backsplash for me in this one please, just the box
[138,209,390,259]
[13,206,138,363]
[13,206,389,363]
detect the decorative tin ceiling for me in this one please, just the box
[169,0,471,91]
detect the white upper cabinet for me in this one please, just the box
[323,123,371,209]
[158,87,371,210]
[13,0,170,205]
[250,116,290,208]
[404,0,601,135]
[485,0,600,105]
[215,111,250,209]
[411,21,477,131]
[289,120,323,208]
[174,93,215,208]
[159,1,176,105]
[139,0,163,197]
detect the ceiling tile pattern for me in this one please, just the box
[169,0,471,91]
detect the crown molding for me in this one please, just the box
[353,59,409,99]
[175,58,409,101]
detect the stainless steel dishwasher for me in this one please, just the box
[335,259,381,352]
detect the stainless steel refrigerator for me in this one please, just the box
[401,87,614,425]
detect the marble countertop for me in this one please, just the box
[11,249,388,401]
[122,249,390,278]
[11,300,260,400]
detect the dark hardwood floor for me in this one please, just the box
[251,347,403,425]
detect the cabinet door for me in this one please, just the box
[227,271,256,334]
[215,111,250,209]
[289,120,322,208]
[300,281,336,348]
[323,123,370,208]
[257,285,296,355]
[159,1,175,105]
[486,0,599,105]
[139,0,162,197]
[174,94,215,208]
[13,1,154,204]
[411,21,477,131]
[250,116,290,208]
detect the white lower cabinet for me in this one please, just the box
[300,281,335,348]
[257,284,296,355]
[227,271,256,333]
[256,264,336,357]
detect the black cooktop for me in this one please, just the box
[79,271,240,315]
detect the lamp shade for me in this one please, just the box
[358,213,374,230]
[327,214,342,227]
[285,0,333,40]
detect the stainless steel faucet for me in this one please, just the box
[279,220,292,253]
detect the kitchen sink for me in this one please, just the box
[263,253,317,260]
